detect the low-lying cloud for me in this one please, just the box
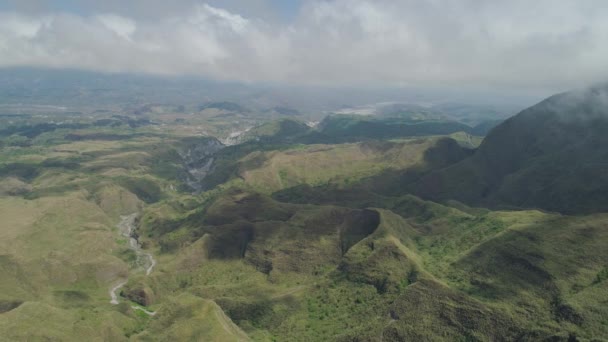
[0,0,607,89]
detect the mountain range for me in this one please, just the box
[1,84,607,341]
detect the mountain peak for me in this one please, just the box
[415,85,608,214]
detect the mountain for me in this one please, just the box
[413,84,608,214]
[316,114,474,142]
[240,118,311,142]
[3,81,608,341]
[374,103,450,121]
[199,101,248,112]
[470,119,504,136]
[265,106,301,116]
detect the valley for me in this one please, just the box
[110,213,156,310]
[1,1,607,340]
[0,85,607,341]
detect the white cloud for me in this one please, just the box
[0,12,48,38]
[196,4,249,33]
[0,0,607,90]
[96,14,136,41]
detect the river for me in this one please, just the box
[109,213,157,315]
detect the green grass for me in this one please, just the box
[3,104,608,341]
[0,127,192,340]
[131,187,596,340]
[227,138,469,194]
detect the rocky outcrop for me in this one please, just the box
[123,285,156,307]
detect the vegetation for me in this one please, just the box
[412,84,608,214]
[2,85,608,341]
[316,114,475,142]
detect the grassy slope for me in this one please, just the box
[173,127,607,340]
[316,114,474,142]
[133,294,250,342]
[137,187,608,340]
[413,85,608,215]
[239,140,432,193]
[3,111,608,341]
[0,127,251,341]
[216,137,472,195]
[0,191,140,340]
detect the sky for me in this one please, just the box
[0,0,607,93]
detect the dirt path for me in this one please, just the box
[132,305,157,316]
[109,280,127,305]
[145,253,156,276]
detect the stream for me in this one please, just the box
[109,213,157,315]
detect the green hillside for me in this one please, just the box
[317,114,475,143]
[2,85,608,341]
[133,186,608,340]
[412,84,608,214]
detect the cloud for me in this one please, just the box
[0,12,48,38]
[96,14,136,41]
[0,0,607,90]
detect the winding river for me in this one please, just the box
[109,213,157,315]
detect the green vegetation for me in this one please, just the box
[413,84,608,214]
[3,85,608,341]
[316,114,475,142]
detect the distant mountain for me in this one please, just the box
[335,101,519,127]
[266,106,301,116]
[374,103,450,121]
[414,84,608,214]
[430,102,515,126]
[198,101,247,112]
